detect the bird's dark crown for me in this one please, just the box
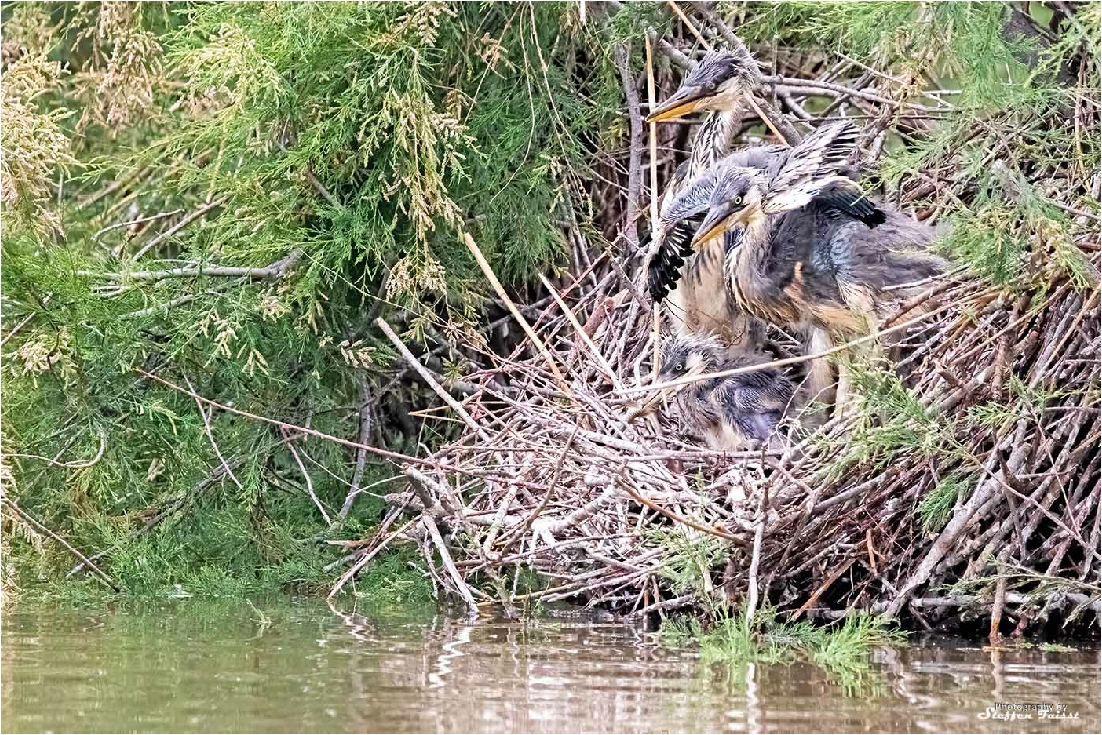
[647,48,762,122]
[690,165,764,246]
[683,49,762,95]
[711,165,763,212]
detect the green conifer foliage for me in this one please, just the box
[1,1,618,600]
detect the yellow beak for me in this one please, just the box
[691,212,735,247]
[646,88,707,123]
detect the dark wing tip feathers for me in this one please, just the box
[817,182,886,228]
[862,206,887,228]
[646,212,706,303]
[648,249,683,302]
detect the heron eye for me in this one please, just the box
[675,363,684,373]
[732,196,742,205]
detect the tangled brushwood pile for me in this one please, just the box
[367,5,1101,636]
[388,234,1100,632]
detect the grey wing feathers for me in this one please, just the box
[768,121,859,197]
[829,214,946,295]
[714,365,794,442]
[724,144,790,172]
[660,166,720,222]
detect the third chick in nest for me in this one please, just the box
[657,336,795,451]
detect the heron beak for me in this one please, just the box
[646,86,708,122]
[692,205,738,246]
[658,387,676,405]
[625,371,676,421]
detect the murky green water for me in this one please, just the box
[2,599,1098,733]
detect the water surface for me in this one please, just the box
[2,599,1098,733]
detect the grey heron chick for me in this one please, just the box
[647,124,883,318]
[692,124,943,338]
[656,335,795,451]
[642,47,776,348]
[645,144,790,349]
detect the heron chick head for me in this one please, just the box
[692,164,765,246]
[647,49,762,123]
[657,335,727,385]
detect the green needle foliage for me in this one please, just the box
[1,1,619,603]
[916,472,975,533]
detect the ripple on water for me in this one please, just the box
[1,600,1099,734]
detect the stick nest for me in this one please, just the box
[382,25,1100,633]
[388,237,1098,630]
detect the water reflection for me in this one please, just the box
[2,598,1098,733]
